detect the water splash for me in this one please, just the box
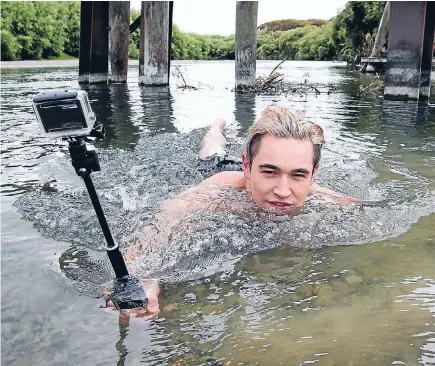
[15,129,435,292]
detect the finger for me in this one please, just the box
[103,300,120,315]
[119,311,131,326]
[132,309,160,322]
[144,310,160,320]
[146,299,160,314]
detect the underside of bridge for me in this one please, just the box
[77,1,433,98]
[77,1,259,88]
[78,1,173,86]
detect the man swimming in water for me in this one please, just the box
[106,106,357,322]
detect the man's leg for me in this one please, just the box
[199,118,227,159]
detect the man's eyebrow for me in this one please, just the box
[292,168,311,174]
[259,163,280,170]
[258,164,311,175]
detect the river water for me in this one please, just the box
[1,61,435,365]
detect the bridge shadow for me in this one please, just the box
[139,86,176,135]
[81,84,140,150]
[381,99,435,138]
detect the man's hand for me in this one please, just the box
[106,281,160,325]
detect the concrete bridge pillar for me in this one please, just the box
[108,2,130,83]
[79,2,109,84]
[419,1,435,100]
[384,1,434,100]
[139,1,171,86]
[235,1,258,89]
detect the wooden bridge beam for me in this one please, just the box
[109,2,130,83]
[78,2,109,84]
[79,2,130,84]
[235,1,258,89]
[419,1,435,99]
[139,1,172,86]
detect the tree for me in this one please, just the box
[128,8,140,59]
[332,1,386,62]
[1,1,78,60]
[63,2,81,57]
[1,1,386,63]
[258,18,327,32]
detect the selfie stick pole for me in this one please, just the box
[68,134,129,278]
[67,130,148,310]
[82,173,129,278]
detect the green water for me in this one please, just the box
[1,61,434,365]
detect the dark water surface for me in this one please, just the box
[1,61,435,365]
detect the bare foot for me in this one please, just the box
[200,118,227,159]
[212,118,226,132]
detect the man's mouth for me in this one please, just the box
[269,201,292,209]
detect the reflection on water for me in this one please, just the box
[139,86,176,135]
[1,61,435,365]
[234,93,256,136]
[150,215,435,365]
[85,84,140,149]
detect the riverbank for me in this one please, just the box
[1,59,140,69]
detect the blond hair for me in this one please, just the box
[245,106,325,168]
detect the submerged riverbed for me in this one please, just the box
[1,61,435,365]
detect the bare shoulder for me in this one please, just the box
[201,171,246,190]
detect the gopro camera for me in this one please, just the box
[32,90,96,139]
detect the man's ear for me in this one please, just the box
[242,152,251,180]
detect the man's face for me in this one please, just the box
[242,134,317,212]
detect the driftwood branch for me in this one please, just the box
[358,73,384,96]
[172,66,214,90]
[234,60,285,93]
[172,66,198,90]
[234,61,331,96]
[267,60,285,78]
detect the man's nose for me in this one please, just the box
[273,178,292,198]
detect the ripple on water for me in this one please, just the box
[3,62,435,366]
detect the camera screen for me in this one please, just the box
[37,100,87,133]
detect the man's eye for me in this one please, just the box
[262,170,276,175]
[293,174,305,178]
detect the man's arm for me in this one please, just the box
[123,181,227,263]
[311,182,361,204]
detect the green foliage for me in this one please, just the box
[257,24,334,60]
[293,23,335,60]
[47,52,78,60]
[258,19,327,32]
[332,1,385,61]
[1,1,79,60]
[128,8,140,59]
[1,30,21,60]
[63,2,81,57]
[171,25,235,60]
[1,2,386,63]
